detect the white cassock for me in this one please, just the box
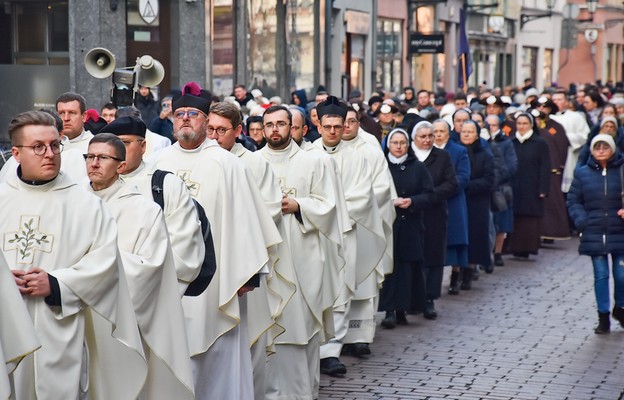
[0,171,147,400]
[0,146,87,184]
[144,129,172,158]
[550,110,591,192]
[358,127,383,148]
[259,140,342,399]
[230,143,298,400]
[315,140,386,357]
[0,254,40,400]
[64,130,94,153]
[88,178,194,400]
[149,138,277,400]
[121,161,204,294]
[343,134,396,344]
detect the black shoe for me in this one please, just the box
[484,263,494,274]
[460,269,473,290]
[351,343,371,357]
[613,306,624,328]
[513,252,529,260]
[595,312,611,334]
[472,266,480,281]
[448,270,461,295]
[320,357,347,376]
[396,310,408,325]
[424,299,437,320]
[494,253,504,266]
[381,311,396,329]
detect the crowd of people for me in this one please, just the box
[2,79,624,400]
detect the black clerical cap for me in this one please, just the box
[100,116,146,138]
[172,82,212,115]
[317,95,348,120]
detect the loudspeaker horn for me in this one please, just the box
[85,47,116,79]
[135,55,165,88]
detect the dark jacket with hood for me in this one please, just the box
[568,152,624,255]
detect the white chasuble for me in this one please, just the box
[0,172,147,400]
[345,134,396,282]
[231,143,298,347]
[259,140,342,342]
[64,130,94,153]
[149,139,274,355]
[122,161,204,293]
[88,179,194,400]
[0,254,40,400]
[316,140,386,288]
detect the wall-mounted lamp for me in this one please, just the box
[520,0,555,29]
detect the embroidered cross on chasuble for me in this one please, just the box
[3,216,54,264]
[277,177,297,197]
[176,170,200,197]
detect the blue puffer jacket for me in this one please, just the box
[567,152,624,255]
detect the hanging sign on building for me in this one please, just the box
[139,0,159,25]
[409,33,445,54]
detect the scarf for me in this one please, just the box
[411,142,431,162]
[515,129,534,144]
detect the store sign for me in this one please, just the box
[139,0,159,25]
[345,10,370,35]
[409,33,444,54]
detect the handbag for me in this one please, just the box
[491,188,508,212]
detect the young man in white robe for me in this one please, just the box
[98,116,204,295]
[341,107,395,356]
[1,253,40,400]
[55,92,94,153]
[148,87,277,400]
[84,133,195,399]
[314,97,386,375]
[259,105,343,399]
[0,110,147,400]
[207,101,299,399]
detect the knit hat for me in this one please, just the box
[600,116,619,129]
[591,133,616,153]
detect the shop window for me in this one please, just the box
[1,2,69,65]
[376,18,402,93]
[520,46,537,85]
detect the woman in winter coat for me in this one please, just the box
[506,112,551,258]
[459,120,495,287]
[485,114,517,267]
[411,121,457,319]
[379,128,435,329]
[567,134,624,334]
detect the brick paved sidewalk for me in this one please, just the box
[319,238,624,400]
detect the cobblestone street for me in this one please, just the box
[319,238,624,399]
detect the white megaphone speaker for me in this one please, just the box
[84,47,116,79]
[135,55,165,87]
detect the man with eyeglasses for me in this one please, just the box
[340,106,395,356]
[314,96,386,376]
[149,85,277,400]
[206,101,295,400]
[84,132,195,399]
[258,105,341,399]
[55,92,94,153]
[98,116,205,294]
[0,110,147,399]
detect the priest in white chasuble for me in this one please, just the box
[148,84,275,400]
[207,101,297,400]
[1,253,40,400]
[0,111,147,400]
[98,116,204,296]
[84,133,194,400]
[314,97,386,375]
[55,92,94,153]
[341,107,396,354]
[259,105,342,400]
